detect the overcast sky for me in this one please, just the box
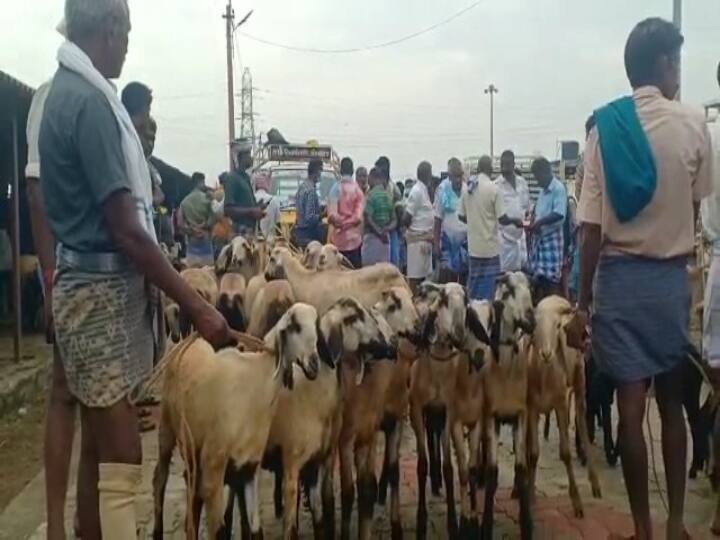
[2,0,719,182]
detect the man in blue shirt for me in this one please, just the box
[293,158,325,248]
[528,157,567,300]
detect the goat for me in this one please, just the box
[246,280,296,338]
[244,274,267,318]
[179,267,219,337]
[265,246,408,313]
[152,303,325,539]
[481,271,535,540]
[410,281,467,538]
[302,240,324,270]
[164,297,181,343]
[216,235,263,283]
[319,244,354,271]
[217,273,247,331]
[338,287,421,540]
[528,295,602,519]
[446,299,494,536]
[257,297,397,540]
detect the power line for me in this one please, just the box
[238,0,484,54]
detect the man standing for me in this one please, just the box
[577,18,712,540]
[528,157,567,300]
[253,171,281,241]
[495,150,530,272]
[224,142,265,237]
[179,172,216,267]
[460,156,521,300]
[355,166,369,194]
[433,157,468,283]
[294,158,325,248]
[328,157,365,268]
[403,161,435,291]
[39,1,229,537]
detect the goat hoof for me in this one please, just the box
[592,485,602,499]
[417,509,428,540]
[712,522,720,537]
[606,452,618,467]
[391,520,403,540]
[459,516,478,539]
[689,466,698,480]
[573,504,584,519]
[510,486,518,499]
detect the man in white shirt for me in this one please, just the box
[403,161,435,291]
[701,61,720,372]
[494,150,530,272]
[460,156,522,300]
[253,171,281,241]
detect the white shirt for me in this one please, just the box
[701,120,720,243]
[406,181,434,233]
[255,188,281,240]
[459,173,504,258]
[494,175,530,270]
[25,82,52,178]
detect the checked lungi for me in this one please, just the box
[530,228,563,284]
[467,255,501,301]
[53,245,154,407]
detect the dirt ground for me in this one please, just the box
[0,392,46,511]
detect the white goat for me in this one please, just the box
[246,279,296,338]
[179,267,219,337]
[152,303,324,539]
[265,246,408,313]
[217,272,247,331]
[216,235,262,282]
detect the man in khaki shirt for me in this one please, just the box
[576,18,712,540]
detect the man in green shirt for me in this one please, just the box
[224,143,265,236]
[180,172,216,266]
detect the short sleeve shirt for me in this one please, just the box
[39,67,131,253]
[459,174,504,258]
[579,86,713,258]
[406,181,434,233]
[224,170,257,230]
[534,177,567,236]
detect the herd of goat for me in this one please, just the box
[150,235,720,540]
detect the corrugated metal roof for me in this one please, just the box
[0,70,35,99]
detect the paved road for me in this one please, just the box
[4,403,718,539]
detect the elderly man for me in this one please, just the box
[39,1,229,537]
[224,142,265,236]
[576,18,712,540]
[460,156,521,300]
[495,150,530,272]
[528,157,567,300]
[403,161,435,291]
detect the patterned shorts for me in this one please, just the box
[53,265,153,408]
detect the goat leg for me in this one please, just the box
[557,405,584,518]
[339,441,354,540]
[515,413,533,540]
[411,402,428,540]
[321,452,336,540]
[574,366,602,498]
[442,424,458,539]
[385,420,404,540]
[152,410,175,540]
[481,417,499,540]
[356,443,377,540]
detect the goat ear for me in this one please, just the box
[216,245,230,273]
[324,326,344,366]
[316,322,334,368]
[490,300,504,359]
[466,306,491,346]
[340,254,354,270]
[278,328,294,390]
[420,309,438,347]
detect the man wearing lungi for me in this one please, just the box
[403,161,435,292]
[39,1,230,537]
[460,156,521,300]
[528,157,567,300]
[576,18,713,540]
[701,62,720,376]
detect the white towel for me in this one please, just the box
[57,41,157,242]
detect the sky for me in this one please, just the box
[2,0,719,182]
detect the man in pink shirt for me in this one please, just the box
[328,157,365,268]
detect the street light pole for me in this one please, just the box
[223,0,235,170]
[673,0,682,99]
[484,84,499,160]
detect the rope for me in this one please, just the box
[646,397,669,514]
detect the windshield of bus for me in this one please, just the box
[271,169,338,209]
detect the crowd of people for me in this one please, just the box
[16,0,720,538]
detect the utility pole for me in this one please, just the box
[223,0,236,169]
[673,0,682,99]
[484,84,499,160]
[240,67,256,146]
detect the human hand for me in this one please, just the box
[191,301,231,348]
[380,231,390,244]
[250,207,266,220]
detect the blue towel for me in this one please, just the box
[594,96,657,223]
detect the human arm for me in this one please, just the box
[224,176,265,222]
[528,211,563,231]
[104,191,229,346]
